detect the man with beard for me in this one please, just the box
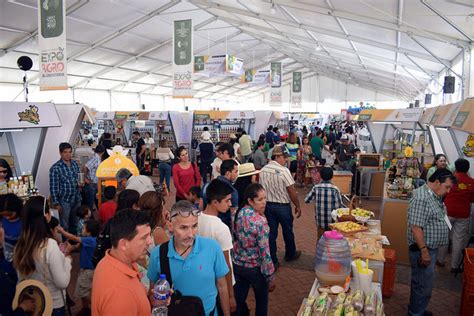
[91,209,153,315]
[148,200,230,316]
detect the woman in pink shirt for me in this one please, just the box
[172,146,201,202]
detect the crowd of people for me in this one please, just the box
[0,119,473,316]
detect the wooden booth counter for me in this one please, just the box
[332,171,353,196]
[380,185,410,265]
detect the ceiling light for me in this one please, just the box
[315,45,322,52]
[270,4,276,14]
[0,129,24,132]
[436,127,449,131]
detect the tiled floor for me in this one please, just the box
[68,181,464,315]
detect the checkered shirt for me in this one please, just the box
[85,153,101,184]
[407,184,449,249]
[49,159,81,205]
[304,181,345,230]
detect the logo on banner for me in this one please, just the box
[291,72,302,108]
[38,0,67,90]
[463,134,474,157]
[173,19,193,98]
[18,105,40,124]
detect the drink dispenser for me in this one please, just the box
[314,231,351,286]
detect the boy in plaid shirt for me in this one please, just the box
[305,167,345,238]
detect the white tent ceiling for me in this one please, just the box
[0,0,472,103]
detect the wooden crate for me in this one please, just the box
[333,171,353,195]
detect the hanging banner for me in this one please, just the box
[172,19,193,98]
[194,54,244,77]
[38,0,68,91]
[149,111,169,121]
[291,71,302,108]
[95,112,115,120]
[269,62,282,107]
[241,69,271,86]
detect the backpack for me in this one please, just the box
[92,220,112,267]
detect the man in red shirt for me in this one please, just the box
[98,186,117,225]
[438,158,474,272]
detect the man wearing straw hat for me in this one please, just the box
[259,146,302,269]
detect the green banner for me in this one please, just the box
[40,0,64,38]
[292,72,302,93]
[174,20,192,65]
[270,62,282,88]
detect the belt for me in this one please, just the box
[158,160,171,163]
[409,244,432,252]
[267,201,290,205]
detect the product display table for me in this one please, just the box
[297,279,382,316]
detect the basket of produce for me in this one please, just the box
[329,221,368,236]
[351,208,374,223]
[332,208,355,222]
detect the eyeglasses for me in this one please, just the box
[170,208,201,219]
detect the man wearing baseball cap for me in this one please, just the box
[84,144,106,211]
[336,134,355,171]
[259,145,302,269]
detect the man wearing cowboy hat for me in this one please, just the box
[259,146,302,269]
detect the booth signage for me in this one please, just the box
[96,146,139,178]
[149,111,169,121]
[269,62,282,107]
[38,0,68,91]
[358,114,372,121]
[172,19,193,98]
[462,134,474,157]
[95,112,115,120]
[241,69,271,86]
[0,102,61,129]
[194,54,243,77]
[114,112,129,120]
[291,72,302,108]
[453,111,469,128]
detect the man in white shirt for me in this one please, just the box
[238,131,253,163]
[259,146,302,268]
[198,179,236,313]
[116,168,155,196]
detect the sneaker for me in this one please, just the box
[284,250,302,262]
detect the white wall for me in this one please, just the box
[0,74,406,113]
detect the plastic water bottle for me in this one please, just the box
[152,274,170,316]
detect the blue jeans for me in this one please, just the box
[83,183,97,210]
[264,202,296,265]
[159,162,171,189]
[233,265,269,316]
[408,248,438,316]
[59,198,80,235]
[199,160,212,184]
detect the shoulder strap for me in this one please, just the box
[159,241,173,286]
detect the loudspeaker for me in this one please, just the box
[425,94,432,104]
[17,56,33,71]
[185,106,189,111]
[443,76,455,94]
[409,103,414,108]
[415,100,420,108]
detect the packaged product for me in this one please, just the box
[343,292,354,308]
[376,301,384,316]
[364,291,378,316]
[327,303,344,316]
[352,289,364,311]
[344,305,359,316]
[313,293,331,316]
[334,292,346,306]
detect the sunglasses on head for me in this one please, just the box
[170,208,201,219]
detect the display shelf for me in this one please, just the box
[192,118,245,143]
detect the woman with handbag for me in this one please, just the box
[232,183,276,316]
[156,139,175,190]
[172,146,201,202]
[13,196,72,316]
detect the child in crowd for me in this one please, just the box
[189,185,203,210]
[44,208,62,243]
[98,186,117,225]
[76,205,92,236]
[304,167,345,238]
[0,193,23,315]
[307,154,324,185]
[58,220,100,315]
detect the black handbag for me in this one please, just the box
[159,241,207,316]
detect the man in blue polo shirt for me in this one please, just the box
[148,200,230,316]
